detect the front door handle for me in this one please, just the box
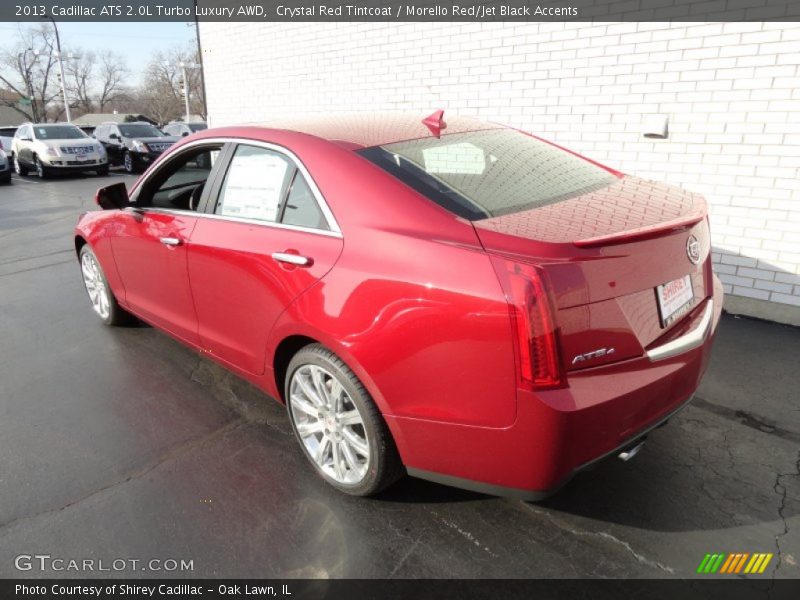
[271,252,311,266]
[160,237,182,247]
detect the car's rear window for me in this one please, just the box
[358,129,618,220]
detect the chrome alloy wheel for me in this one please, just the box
[81,252,110,320]
[123,152,134,173]
[289,364,370,485]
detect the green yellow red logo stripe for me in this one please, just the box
[697,552,773,574]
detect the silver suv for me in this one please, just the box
[163,121,207,138]
[11,123,108,178]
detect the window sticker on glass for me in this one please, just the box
[217,146,290,222]
[422,142,486,175]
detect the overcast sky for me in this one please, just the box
[0,21,196,86]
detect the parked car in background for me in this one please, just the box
[11,123,108,178]
[94,121,178,174]
[1,126,19,154]
[163,121,208,137]
[74,112,722,499]
[0,147,11,183]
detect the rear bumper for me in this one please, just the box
[407,395,691,501]
[387,276,723,499]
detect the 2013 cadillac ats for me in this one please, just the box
[75,112,723,498]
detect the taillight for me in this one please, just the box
[490,256,564,389]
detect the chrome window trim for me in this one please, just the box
[130,136,342,235]
[126,207,343,239]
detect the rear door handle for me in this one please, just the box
[160,237,182,247]
[271,252,311,266]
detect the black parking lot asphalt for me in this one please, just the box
[0,172,798,580]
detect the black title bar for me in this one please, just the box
[3,579,800,600]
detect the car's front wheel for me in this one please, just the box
[34,156,48,179]
[79,245,132,326]
[123,151,136,174]
[13,154,28,176]
[286,344,403,496]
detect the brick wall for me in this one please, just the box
[198,21,800,323]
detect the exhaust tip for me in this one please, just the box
[618,439,646,462]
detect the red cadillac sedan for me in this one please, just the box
[75,112,723,499]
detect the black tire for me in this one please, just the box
[0,172,10,184]
[123,151,137,174]
[78,245,134,326]
[13,154,28,176]
[285,344,403,496]
[34,156,49,179]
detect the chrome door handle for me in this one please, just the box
[271,252,310,266]
[160,237,182,247]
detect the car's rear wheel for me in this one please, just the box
[79,245,133,326]
[34,156,48,179]
[13,154,28,176]
[285,344,403,496]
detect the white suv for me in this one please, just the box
[11,123,108,178]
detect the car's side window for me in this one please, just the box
[134,145,222,212]
[280,172,330,231]
[215,145,293,223]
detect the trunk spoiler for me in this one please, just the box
[573,211,706,248]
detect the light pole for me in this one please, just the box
[42,15,71,122]
[179,62,200,122]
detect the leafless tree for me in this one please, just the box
[96,51,129,112]
[137,44,205,125]
[65,49,96,114]
[0,24,62,123]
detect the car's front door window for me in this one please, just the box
[135,146,221,212]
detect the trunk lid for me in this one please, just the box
[474,176,712,371]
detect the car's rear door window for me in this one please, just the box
[358,129,618,220]
[215,145,293,223]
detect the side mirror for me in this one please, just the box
[95,182,130,210]
[182,132,189,137]
[109,133,119,140]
